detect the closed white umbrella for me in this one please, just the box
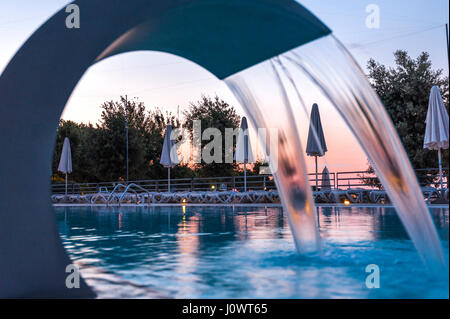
[58,137,72,195]
[424,86,449,195]
[306,103,327,189]
[160,125,179,192]
[235,117,254,192]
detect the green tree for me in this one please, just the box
[367,50,449,169]
[183,95,240,177]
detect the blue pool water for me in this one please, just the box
[55,205,449,299]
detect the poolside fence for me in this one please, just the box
[51,168,448,195]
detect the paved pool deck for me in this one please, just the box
[52,203,449,209]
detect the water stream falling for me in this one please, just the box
[225,35,447,274]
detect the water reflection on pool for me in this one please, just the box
[55,205,449,299]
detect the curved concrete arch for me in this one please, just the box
[0,0,330,297]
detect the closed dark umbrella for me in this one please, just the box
[306,103,327,189]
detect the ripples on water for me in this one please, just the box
[55,206,449,299]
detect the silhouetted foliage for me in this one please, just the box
[367,50,449,169]
[52,120,96,182]
[183,95,241,177]
[52,96,193,183]
[358,163,383,189]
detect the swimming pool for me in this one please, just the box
[55,205,449,299]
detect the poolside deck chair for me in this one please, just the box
[328,189,352,203]
[346,188,368,203]
[421,186,440,202]
[368,190,388,204]
[265,190,280,203]
[186,192,202,203]
[212,191,232,203]
[313,190,332,203]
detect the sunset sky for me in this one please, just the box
[1,0,448,173]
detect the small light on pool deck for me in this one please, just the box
[344,199,351,206]
[182,198,187,204]
[211,185,216,190]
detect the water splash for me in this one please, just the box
[225,35,446,274]
[226,63,320,254]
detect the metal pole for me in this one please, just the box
[315,156,318,190]
[438,148,443,197]
[65,173,68,196]
[244,162,247,192]
[125,95,129,184]
[446,24,449,72]
[168,167,170,192]
[336,172,339,189]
